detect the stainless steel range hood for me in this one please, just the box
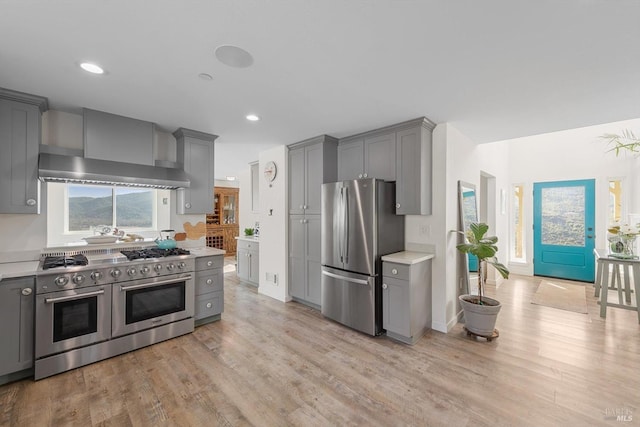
[38,153,190,189]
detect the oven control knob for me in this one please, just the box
[141,266,150,275]
[111,269,122,278]
[167,263,175,271]
[127,268,137,276]
[178,262,186,269]
[54,276,69,287]
[154,264,163,272]
[90,271,103,281]
[73,274,85,285]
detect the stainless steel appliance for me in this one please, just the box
[35,246,194,380]
[321,178,404,336]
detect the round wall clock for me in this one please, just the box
[264,161,278,182]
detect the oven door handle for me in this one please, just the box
[119,275,193,292]
[44,289,105,304]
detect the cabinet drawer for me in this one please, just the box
[194,290,223,319]
[382,262,411,281]
[237,239,259,251]
[195,268,223,295]
[195,255,223,271]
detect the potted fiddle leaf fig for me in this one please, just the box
[456,222,509,339]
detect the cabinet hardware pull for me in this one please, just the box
[206,279,213,285]
[26,199,36,206]
[382,283,388,289]
[21,288,33,296]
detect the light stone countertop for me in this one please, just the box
[235,236,259,242]
[0,261,39,282]
[381,251,435,265]
[187,247,226,257]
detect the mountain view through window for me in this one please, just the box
[68,185,154,231]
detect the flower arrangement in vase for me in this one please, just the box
[607,222,640,259]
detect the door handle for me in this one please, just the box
[587,235,594,239]
[322,270,370,286]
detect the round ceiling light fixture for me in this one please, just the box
[80,62,105,74]
[215,45,254,68]
[246,114,261,122]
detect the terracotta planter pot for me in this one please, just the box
[459,295,501,336]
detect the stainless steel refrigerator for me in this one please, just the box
[321,178,404,336]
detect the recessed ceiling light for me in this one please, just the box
[80,62,104,74]
[198,73,213,81]
[246,114,260,122]
[215,45,254,68]
[226,176,237,181]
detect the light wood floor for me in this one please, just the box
[1,271,639,426]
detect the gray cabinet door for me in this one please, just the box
[237,248,250,281]
[289,147,305,215]
[174,128,217,214]
[249,249,260,284]
[337,139,364,181]
[364,132,396,181]
[0,99,41,214]
[289,217,306,296]
[382,275,411,337]
[396,126,431,215]
[305,216,322,305]
[0,277,34,376]
[304,143,324,214]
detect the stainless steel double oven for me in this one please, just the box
[35,248,195,380]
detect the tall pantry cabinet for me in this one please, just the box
[288,135,337,307]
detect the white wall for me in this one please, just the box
[257,145,289,302]
[405,123,511,333]
[238,166,260,235]
[503,118,640,275]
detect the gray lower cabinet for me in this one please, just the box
[237,239,259,285]
[0,276,35,383]
[0,88,48,214]
[173,128,218,214]
[337,117,435,215]
[288,215,321,307]
[382,259,432,345]
[337,132,396,182]
[194,255,224,326]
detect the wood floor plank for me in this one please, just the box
[1,268,639,426]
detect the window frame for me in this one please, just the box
[64,184,158,235]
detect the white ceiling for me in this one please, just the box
[1,1,639,180]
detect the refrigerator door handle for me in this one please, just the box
[344,186,349,263]
[321,270,370,286]
[338,187,344,263]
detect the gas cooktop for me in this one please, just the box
[121,248,191,261]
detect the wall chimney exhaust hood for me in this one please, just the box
[38,153,190,189]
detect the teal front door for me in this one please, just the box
[533,179,595,282]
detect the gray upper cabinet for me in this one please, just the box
[0,88,48,214]
[83,109,155,165]
[395,120,434,215]
[0,276,35,379]
[288,135,338,215]
[337,139,364,181]
[173,128,218,214]
[338,117,435,215]
[364,132,396,181]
